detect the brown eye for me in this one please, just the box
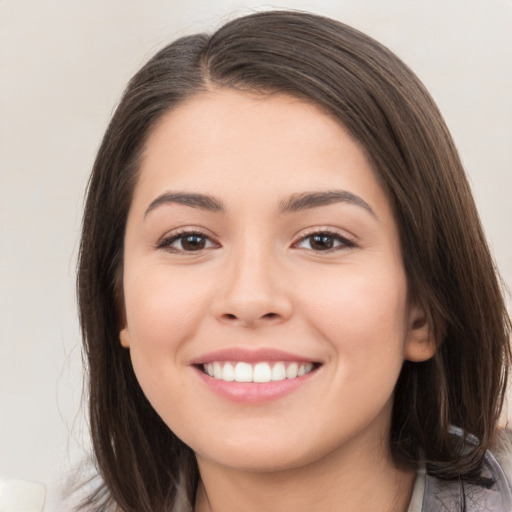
[158,231,217,252]
[181,234,207,251]
[295,231,355,252]
[309,234,336,250]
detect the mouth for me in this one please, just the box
[199,361,319,383]
[191,348,322,401]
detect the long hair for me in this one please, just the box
[77,10,511,511]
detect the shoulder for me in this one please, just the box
[53,457,112,512]
[492,428,512,486]
[416,430,512,512]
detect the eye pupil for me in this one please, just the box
[310,234,334,250]
[182,235,205,250]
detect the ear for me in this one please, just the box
[119,327,131,348]
[404,302,436,362]
[118,296,130,348]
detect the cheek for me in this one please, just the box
[298,262,409,373]
[123,265,211,365]
[122,267,213,429]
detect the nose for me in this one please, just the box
[211,244,293,328]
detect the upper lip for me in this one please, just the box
[190,347,320,365]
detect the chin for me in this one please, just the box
[196,445,315,474]
[190,426,348,475]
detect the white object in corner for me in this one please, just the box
[0,480,46,512]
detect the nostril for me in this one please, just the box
[221,312,278,322]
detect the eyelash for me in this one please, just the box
[157,228,356,254]
[156,229,218,253]
[293,229,356,253]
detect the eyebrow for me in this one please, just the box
[278,190,376,217]
[145,192,226,217]
[144,189,376,218]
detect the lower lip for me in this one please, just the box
[194,367,317,403]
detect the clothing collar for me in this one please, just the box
[409,450,512,512]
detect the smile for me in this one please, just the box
[202,361,315,383]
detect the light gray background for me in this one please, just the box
[1,1,511,509]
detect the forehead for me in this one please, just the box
[133,88,388,215]
[143,89,352,161]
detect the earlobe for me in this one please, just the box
[119,327,131,348]
[404,304,437,362]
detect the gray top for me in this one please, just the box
[408,450,512,512]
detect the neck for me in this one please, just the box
[194,432,416,512]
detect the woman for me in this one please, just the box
[76,10,512,512]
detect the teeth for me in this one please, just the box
[253,362,272,383]
[271,362,286,381]
[222,362,235,381]
[202,361,314,382]
[235,362,253,382]
[286,362,298,379]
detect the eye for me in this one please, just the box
[294,231,355,252]
[158,230,218,253]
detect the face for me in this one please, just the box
[120,89,433,474]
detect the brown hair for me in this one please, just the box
[77,10,511,511]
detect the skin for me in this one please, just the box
[119,89,435,512]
